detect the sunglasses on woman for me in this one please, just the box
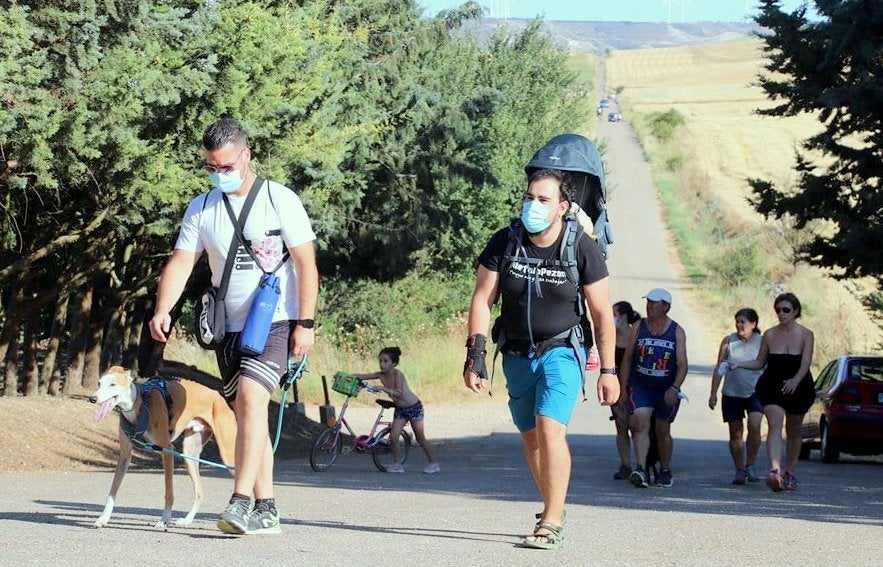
[775,306,792,314]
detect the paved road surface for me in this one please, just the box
[3,102,882,567]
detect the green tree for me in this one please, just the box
[0,0,594,393]
[749,0,883,284]
[0,0,220,392]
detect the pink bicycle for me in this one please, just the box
[309,373,412,472]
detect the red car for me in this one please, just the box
[800,355,883,462]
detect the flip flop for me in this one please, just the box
[522,521,564,550]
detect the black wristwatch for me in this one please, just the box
[599,367,618,375]
[296,319,315,329]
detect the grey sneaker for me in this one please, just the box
[246,504,281,535]
[732,468,748,485]
[657,468,673,487]
[745,465,760,483]
[629,467,649,488]
[218,496,252,535]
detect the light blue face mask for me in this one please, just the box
[209,170,243,193]
[520,200,552,233]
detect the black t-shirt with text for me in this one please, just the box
[478,224,608,342]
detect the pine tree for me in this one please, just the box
[750,0,883,284]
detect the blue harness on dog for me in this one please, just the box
[120,377,173,442]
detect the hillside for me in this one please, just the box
[459,19,758,52]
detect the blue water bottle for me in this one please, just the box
[239,273,280,355]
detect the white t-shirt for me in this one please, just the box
[723,332,763,398]
[175,179,316,332]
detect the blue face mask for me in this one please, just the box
[209,170,243,193]
[520,200,552,233]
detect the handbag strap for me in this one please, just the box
[216,176,265,300]
[222,178,289,276]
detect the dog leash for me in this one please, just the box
[131,438,235,470]
[272,355,308,453]
[130,355,309,469]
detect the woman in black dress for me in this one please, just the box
[729,293,814,492]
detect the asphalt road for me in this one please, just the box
[3,100,882,567]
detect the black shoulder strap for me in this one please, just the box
[223,178,290,276]
[216,176,264,299]
[558,214,582,288]
[501,219,521,269]
[503,219,544,268]
[263,179,291,268]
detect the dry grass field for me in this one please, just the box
[605,39,882,358]
[606,39,823,224]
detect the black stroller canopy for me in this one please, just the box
[525,133,612,256]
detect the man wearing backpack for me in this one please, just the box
[148,118,319,535]
[463,167,619,550]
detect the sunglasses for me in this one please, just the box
[203,148,246,174]
[775,306,793,314]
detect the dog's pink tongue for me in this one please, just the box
[93,398,117,422]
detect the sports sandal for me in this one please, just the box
[522,521,564,550]
[767,469,784,492]
[533,510,567,531]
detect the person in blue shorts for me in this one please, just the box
[620,288,688,488]
[463,167,618,550]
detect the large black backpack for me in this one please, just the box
[491,214,591,391]
[525,134,612,258]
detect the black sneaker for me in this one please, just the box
[613,465,632,480]
[732,468,748,485]
[217,496,252,535]
[629,467,649,488]
[246,503,281,535]
[657,468,673,487]
[745,465,760,483]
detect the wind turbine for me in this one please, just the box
[490,0,510,19]
[680,0,692,23]
[662,0,675,24]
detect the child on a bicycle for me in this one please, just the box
[355,346,440,474]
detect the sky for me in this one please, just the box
[418,0,814,24]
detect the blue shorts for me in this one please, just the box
[628,385,680,423]
[394,400,425,423]
[721,394,763,423]
[502,346,582,432]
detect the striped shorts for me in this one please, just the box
[215,320,294,404]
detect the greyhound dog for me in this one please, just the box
[90,366,236,529]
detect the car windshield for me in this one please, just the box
[847,359,883,383]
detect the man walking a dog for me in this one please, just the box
[149,118,319,535]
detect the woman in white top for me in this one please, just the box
[709,308,764,485]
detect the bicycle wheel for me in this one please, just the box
[372,427,412,472]
[310,426,342,472]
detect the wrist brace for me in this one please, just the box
[464,334,488,380]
